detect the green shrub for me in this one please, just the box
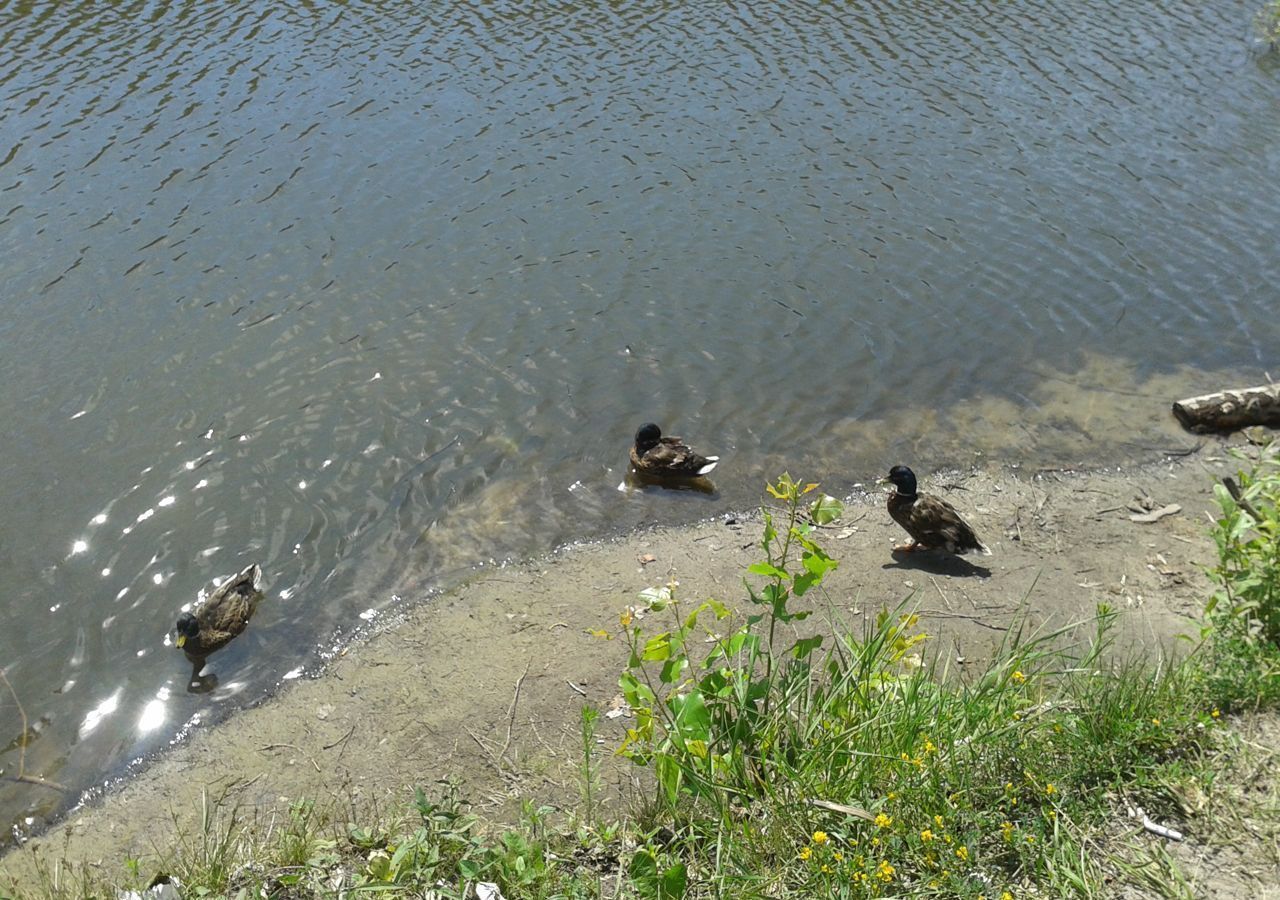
[1206,441,1280,649]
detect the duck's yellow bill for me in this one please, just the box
[176,634,186,648]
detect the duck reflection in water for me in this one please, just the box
[174,564,264,693]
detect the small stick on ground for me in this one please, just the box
[918,609,1006,631]
[499,664,531,767]
[257,742,322,773]
[928,576,953,611]
[322,724,357,752]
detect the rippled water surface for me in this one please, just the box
[2,0,1278,837]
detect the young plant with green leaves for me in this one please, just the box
[1206,441,1280,647]
[616,474,844,809]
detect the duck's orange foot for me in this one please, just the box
[892,541,923,553]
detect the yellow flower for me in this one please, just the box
[619,610,633,627]
[1151,718,1161,726]
[1002,893,1014,900]
[876,860,896,883]
[1011,670,1026,684]
[833,851,843,862]
[853,871,868,884]
[887,791,896,801]
[1211,707,1221,719]
[1001,821,1014,842]
[923,738,937,754]
[820,864,832,874]
[955,846,969,862]
[875,813,893,828]
[934,814,944,827]
[1025,835,1036,844]
[1045,783,1057,796]
[812,831,829,845]
[799,846,812,861]
[920,829,934,842]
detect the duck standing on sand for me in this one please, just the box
[879,465,990,556]
[174,564,264,683]
[630,423,719,478]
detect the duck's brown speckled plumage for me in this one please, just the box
[630,423,719,478]
[883,466,990,556]
[176,564,264,665]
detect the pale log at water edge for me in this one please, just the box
[1171,384,1280,433]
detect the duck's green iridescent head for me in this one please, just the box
[880,465,917,497]
[175,612,199,648]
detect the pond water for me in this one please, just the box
[1,0,1277,840]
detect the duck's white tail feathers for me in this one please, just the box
[976,540,992,556]
[697,457,720,475]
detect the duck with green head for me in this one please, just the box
[878,465,990,556]
[174,564,264,683]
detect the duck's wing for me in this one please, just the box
[653,437,718,475]
[200,565,264,631]
[912,494,990,555]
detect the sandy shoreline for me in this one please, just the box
[0,444,1247,884]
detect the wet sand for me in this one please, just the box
[0,444,1252,885]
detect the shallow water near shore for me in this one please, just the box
[2,0,1279,840]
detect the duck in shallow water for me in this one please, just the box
[878,465,990,556]
[175,564,264,684]
[629,422,719,478]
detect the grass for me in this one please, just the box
[4,447,1280,899]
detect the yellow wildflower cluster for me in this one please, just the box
[874,812,893,828]
[1011,669,1027,684]
[876,860,896,883]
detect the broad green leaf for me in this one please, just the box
[659,657,688,684]
[670,691,711,740]
[748,562,789,579]
[809,493,845,524]
[791,635,824,660]
[630,849,659,898]
[642,632,673,661]
[661,862,689,900]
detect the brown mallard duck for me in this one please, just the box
[175,564,264,679]
[879,465,990,556]
[630,423,719,478]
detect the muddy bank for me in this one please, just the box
[0,446,1247,884]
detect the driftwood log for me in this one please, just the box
[1172,384,1280,433]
